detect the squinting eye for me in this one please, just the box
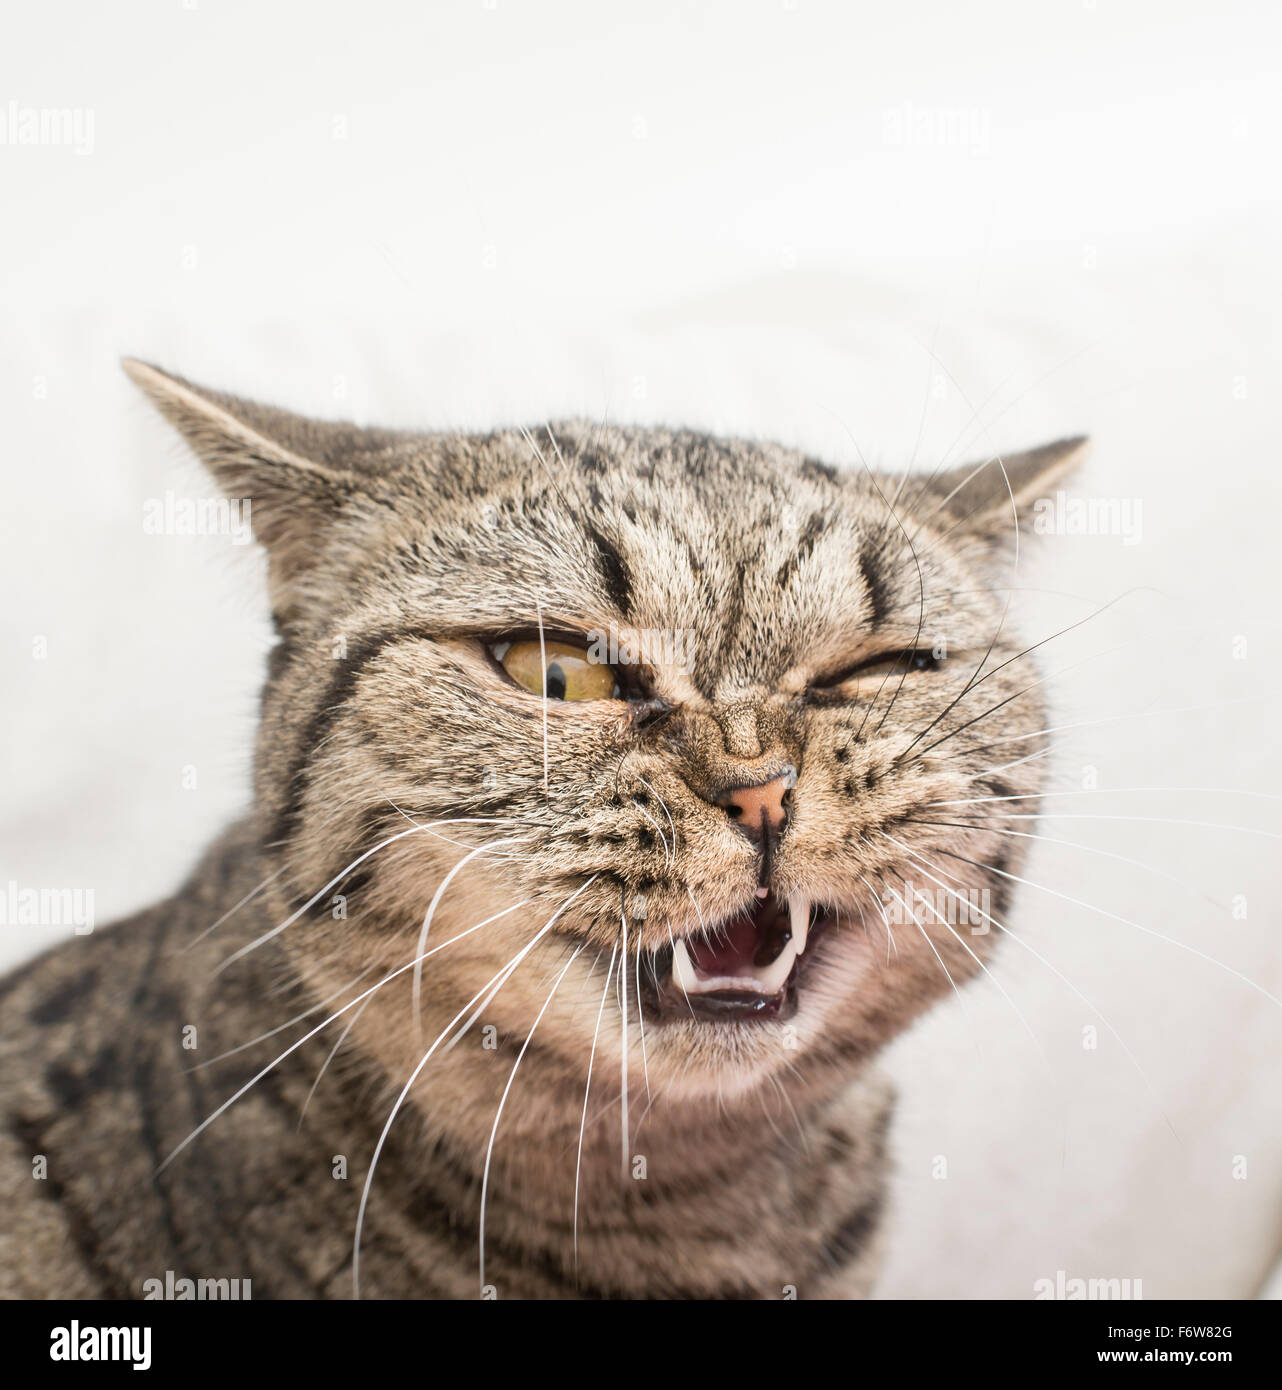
[852,650,938,681]
[811,649,940,690]
[491,639,620,702]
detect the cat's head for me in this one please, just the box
[127,359,1084,1120]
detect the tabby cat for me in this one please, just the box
[0,360,1084,1298]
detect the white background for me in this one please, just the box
[2,0,1280,1298]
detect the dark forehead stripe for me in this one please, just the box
[775,509,830,590]
[857,543,890,628]
[583,520,632,615]
[799,456,839,483]
[267,625,439,857]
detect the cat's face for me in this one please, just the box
[128,361,1084,1123]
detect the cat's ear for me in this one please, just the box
[123,358,376,619]
[917,436,1090,539]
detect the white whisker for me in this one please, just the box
[215,819,510,975]
[637,776,678,861]
[352,875,597,1297]
[187,963,376,1071]
[946,812,1282,840]
[619,905,630,1181]
[575,939,618,1273]
[536,598,551,801]
[185,867,285,951]
[297,992,373,1128]
[635,926,651,1102]
[929,786,1282,808]
[158,897,533,1176]
[412,836,519,1047]
[479,945,583,1294]
[886,847,1045,1064]
[939,845,1282,1012]
[892,839,1178,1136]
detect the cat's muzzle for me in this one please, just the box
[644,890,831,1023]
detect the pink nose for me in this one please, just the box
[716,771,794,845]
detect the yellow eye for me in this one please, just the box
[494,640,619,702]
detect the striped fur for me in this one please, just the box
[0,363,1084,1298]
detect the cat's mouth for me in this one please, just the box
[642,890,832,1024]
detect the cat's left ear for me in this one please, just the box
[915,436,1090,539]
[123,358,384,620]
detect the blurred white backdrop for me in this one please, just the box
[2,0,1280,1297]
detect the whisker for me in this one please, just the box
[619,904,630,1181]
[187,963,376,1071]
[945,695,1274,763]
[442,877,600,1056]
[383,799,528,853]
[895,359,1030,727]
[937,812,1282,841]
[933,844,1282,1012]
[882,885,971,1016]
[157,897,534,1176]
[904,331,1105,537]
[901,818,1229,912]
[884,839,1048,1066]
[353,876,597,1297]
[888,321,943,510]
[636,776,678,859]
[928,786,1282,807]
[631,799,672,868]
[536,598,551,801]
[771,1074,811,1158]
[575,938,619,1274]
[951,744,1056,785]
[412,836,519,1047]
[479,945,583,1295]
[890,839,1179,1136]
[297,992,374,1129]
[857,871,896,961]
[214,818,510,975]
[184,867,285,951]
[635,927,651,1102]
[896,592,1134,767]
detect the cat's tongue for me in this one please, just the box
[674,891,810,998]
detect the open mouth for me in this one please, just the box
[642,891,831,1024]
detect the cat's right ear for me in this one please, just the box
[912,436,1091,542]
[123,359,372,621]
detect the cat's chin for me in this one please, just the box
[640,889,834,1026]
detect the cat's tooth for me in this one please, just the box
[671,938,701,996]
[751,937,799,995]
[789,893,810,955]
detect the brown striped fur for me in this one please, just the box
[0,361,1084,1298]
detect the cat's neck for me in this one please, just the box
[190,826,893,1298]
[360,1056,895,1299]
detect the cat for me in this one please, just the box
[0,359,1085,1299]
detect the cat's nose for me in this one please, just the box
[715,767,796,846]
